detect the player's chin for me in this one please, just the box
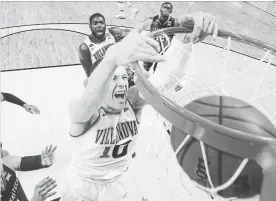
[161,12,170,17]
[115,98,126,105]
[113,97,126,109]
[96,32,105,37]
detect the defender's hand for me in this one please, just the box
[41,145,57,167]
[31,177,57,201]
[23,104,40,114]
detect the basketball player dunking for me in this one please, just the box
[61,12,218,201]
[79,13,128,79]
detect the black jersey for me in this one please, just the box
[150,15,176,32]
[1,165,28,201]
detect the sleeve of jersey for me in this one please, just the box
[1,92,26,107]
[79,43,92,77]
[127,86,147,110]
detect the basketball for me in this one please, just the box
[170,95,276,198]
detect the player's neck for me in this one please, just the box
[90,34,106,44]
[103,107,122,115]
[159,15,169,23]
[102,104,125,115]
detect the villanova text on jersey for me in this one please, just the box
[90,43,114,62]
[95,120,138,145]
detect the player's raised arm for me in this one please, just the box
[69,29,165,135]
[79,43,93,77]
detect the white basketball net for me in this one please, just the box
[149,34,276,123]
[142,33,276,201]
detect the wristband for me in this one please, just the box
[20,155,43,171]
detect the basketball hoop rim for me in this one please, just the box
[147,26,276,55]
[133,26,276,161]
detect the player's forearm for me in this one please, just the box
[1,92,26,107]
[78,49,117,115]
[20,155,49,171]
[2,155,47,171]
[80,59,92,77]
[2,156,22,170]
[79,43,92,77]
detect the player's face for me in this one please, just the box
[160,4,172,17]
[90,16,106,38]
[105,66,129,111]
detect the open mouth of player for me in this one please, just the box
[96,30,104,35]
[114,91,126,101]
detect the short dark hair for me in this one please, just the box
[161,2,173,9]
[89,13,105,24]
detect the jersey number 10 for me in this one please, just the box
[99,140,132,159]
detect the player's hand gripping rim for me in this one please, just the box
[179,11,218,43]
[106,29,166,67]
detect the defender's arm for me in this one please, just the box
[1,92,26,107]
[2,155,50,171]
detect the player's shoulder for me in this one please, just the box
[79,42,89,52]
[109,27,131,41]
[127,85,140,98]
[108,27,122,37]
[108,26,122,33]
[127,86,146,107]
[170,15,178,24]
[170,15,177,20]
[143,16,154,23]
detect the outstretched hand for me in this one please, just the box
[106,29,166,67]
[23,104,40,114]
[178,11,218,43]
[31,176,57,201]
[41,145,57,167]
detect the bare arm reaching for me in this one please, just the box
[69,29,165,136]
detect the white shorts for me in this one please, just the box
[59,168,127,201]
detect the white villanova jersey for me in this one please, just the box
[69,101,139,181]
[83,30,116,65]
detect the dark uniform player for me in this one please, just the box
[138,2,180,72]
[1,162,57,201]
[149,2,178,33]
[78,13,128,78]
[1,143,58,201]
